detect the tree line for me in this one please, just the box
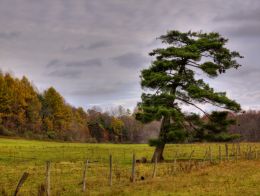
[0,71,259,143]
[229,110,260,142]
[0,72,87,141]
[0,71,160,142]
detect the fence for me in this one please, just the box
[0,143,259,195]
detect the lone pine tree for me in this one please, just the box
[136,30,243,162]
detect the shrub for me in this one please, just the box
[23,131,34,139]
[85,137,98,143]
[0,125,15,136]
[47,131,57,139]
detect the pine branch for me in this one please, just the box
[202,99,235,111]
[186,60,201,69]
[176,97,210,118]
[187,60,200,66]
[187,63,200,68]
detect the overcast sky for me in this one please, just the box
[0,0,259,112]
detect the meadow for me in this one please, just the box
[0,138,259,195]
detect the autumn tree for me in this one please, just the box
[229,110,260,142]
[0,72,91,141]
[0,73,42,134]
[41,87,72,138]
[69,107,90,141]
[136,30,243,162]
[20,76,42,132]
[111,117,124,142]
[0,72,14,130]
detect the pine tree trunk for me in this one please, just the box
[151,143,165,162]
[151,116,169,162]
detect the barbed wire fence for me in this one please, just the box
[0,143,259,195]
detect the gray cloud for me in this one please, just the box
[46,58,102,68]
[0,0,259,110]
[66,59,102,68]
[63,41,112,52]
[112,52,148,68]
[214,7,260,22]
[88,41,112,50]
[221,24,260,38]
[213,3,260,38]
[0,31,20,39]
[71,81,135,96]
[62,45,89,53]
[46,59,60,68]
[49,69,82,78]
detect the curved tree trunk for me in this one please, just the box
[151,143,165,162]
[151,116,170,162]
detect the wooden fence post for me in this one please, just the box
[232,143,235,156]
[173,151,178,161]
[109,155,112,186]
[246,146,250,160]
[82,160,89,192]
[235,146,238,162]
[237,143,241,156]
[235,145,238,162]
[45,161,51,196]
[174,157,177,173]
[152,153,157,178]
[131,153,136,182]
[225,144,229,161]
[248,145,252,160]
[247,146,249,160]
[189,150,195,166]
[209,146,212,163]
[123,149,126,161]
[219,145,222,163]
[14,172,29,196]
[203,149,208,165]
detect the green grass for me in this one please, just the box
[0,138,259,195]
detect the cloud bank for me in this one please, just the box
[0,0,259,111]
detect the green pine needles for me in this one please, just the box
[136,30,243,161]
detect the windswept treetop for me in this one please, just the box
[136,30,243,161]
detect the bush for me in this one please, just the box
[85,137,98,143]
[63,135,73,142]
[23,131,34,139]
[32,134,46,140]
[0,125,15,136]
[47,131,57,139]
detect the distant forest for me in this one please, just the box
[0,72,159,142]
[0,72,259,142]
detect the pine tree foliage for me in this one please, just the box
[136,30,243,153]
[202,111,240,141]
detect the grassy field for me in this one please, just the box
[0,138,259,195]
